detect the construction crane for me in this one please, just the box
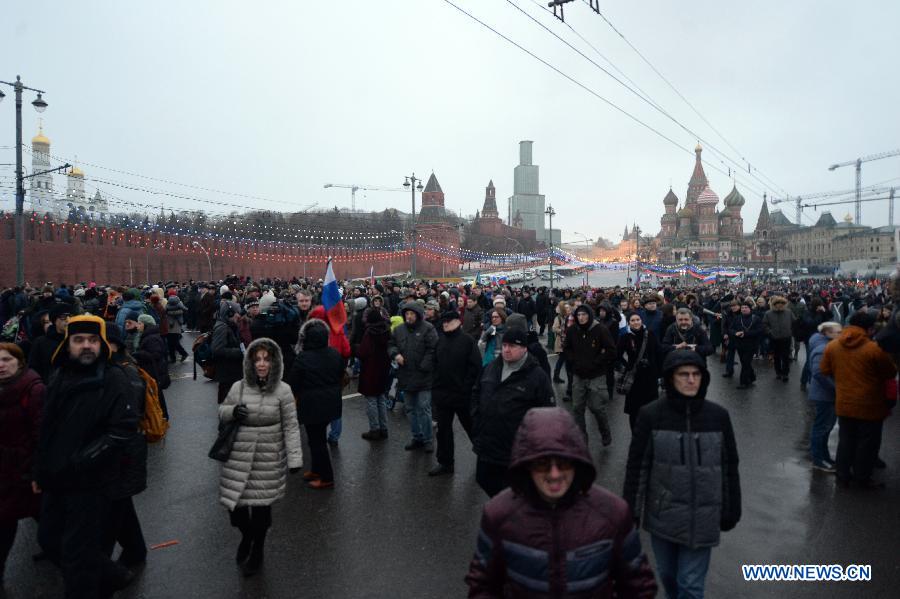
[827,149,900,225]
[323,183,406,212]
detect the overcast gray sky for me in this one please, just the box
[2,0,899,244]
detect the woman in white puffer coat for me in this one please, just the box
[218,337,303,577]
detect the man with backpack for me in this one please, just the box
[212,302,244,404]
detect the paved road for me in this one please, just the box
[6,341,900,598]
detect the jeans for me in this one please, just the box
[328,418,342,442]
[435,403,473,467]
[651,535,712,599]
[800,342,812,386]
[571,375,611,442]
[770,337,791,377]
[476,460,508,497]
[809,401,836,464]
[553,354,573,396]
[404,390,433,443]
[836,416,883,484]
[365,394,388,431]
[0,521,17,582]
[305,423,334,482]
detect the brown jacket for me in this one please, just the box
[820,325,897,421]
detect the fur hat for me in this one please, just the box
[258,291,277,313]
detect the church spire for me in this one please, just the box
[686,143,709,204]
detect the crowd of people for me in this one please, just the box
[0,270,897,597]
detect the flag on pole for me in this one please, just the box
[701,273,717,285]
[322,257,347,334]
[369,265,375,286]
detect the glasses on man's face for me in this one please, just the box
[674,371,702,380]
[529,457,574,473]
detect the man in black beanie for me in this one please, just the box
[471,328,554,497]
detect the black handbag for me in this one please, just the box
[208,382,243,462]
[616,330,648,395]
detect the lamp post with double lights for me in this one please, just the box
[0,75,48,285]
[193,240,213,281]
[402,174,424,279]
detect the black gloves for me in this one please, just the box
[289,467,301,475]
[233,405,249,422]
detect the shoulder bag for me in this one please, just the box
[616,331,648,396]
[209,382,243,462]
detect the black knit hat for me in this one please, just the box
[49,303,71,322]
[440,310,461,323]
[502,328,528,347]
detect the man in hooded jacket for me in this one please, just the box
[624,349,741,599]
[563,304,617,445]
[389,302,439,452]
[466,407,657,598]
[34,315,139,598]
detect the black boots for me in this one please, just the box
[235,528,252,564]
[241,529,267,577]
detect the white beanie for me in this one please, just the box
[220,284,229,295]
[258,291,277,313]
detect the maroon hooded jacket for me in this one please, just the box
[466,407,657,598]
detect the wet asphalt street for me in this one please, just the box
[5,338,900,598]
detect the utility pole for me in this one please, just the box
[403,174,424,279]
[0,75,48,286]
[545,205,556,292]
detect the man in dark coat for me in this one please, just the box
[357,310,392,440]
[535,287,550,336]
[467,407,657,598]
[27,302,69,382]
[517,288,537,331]
[661,307,714,363]
[428,311,482,477]
[197,285,218,334]
[624,350,741,599]
[461,296,483,340]
[471,328,554,497]
[212,302,244,404]
[34,315,138,598]
[564,304,617,444]
[389,302,439,453]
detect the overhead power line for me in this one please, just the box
[440,0,770,200]
[581,0,790,197]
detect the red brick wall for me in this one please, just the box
[0,219,461,284]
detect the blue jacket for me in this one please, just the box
[639,308,663,340]
[807,333,835,403]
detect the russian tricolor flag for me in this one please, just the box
[322,257,347,334]
[701,273,717,285]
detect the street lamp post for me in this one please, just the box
[633,224,642,289]
[545,205,556,292]
[193,240,213,281]
[146,242,164,285]
[0,75,48,286]
[573,232,593,286]
[402,174,424,279]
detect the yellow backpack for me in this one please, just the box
[135,365,170,443]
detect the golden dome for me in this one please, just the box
[32,124,50,146]
[68,166,84,177]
